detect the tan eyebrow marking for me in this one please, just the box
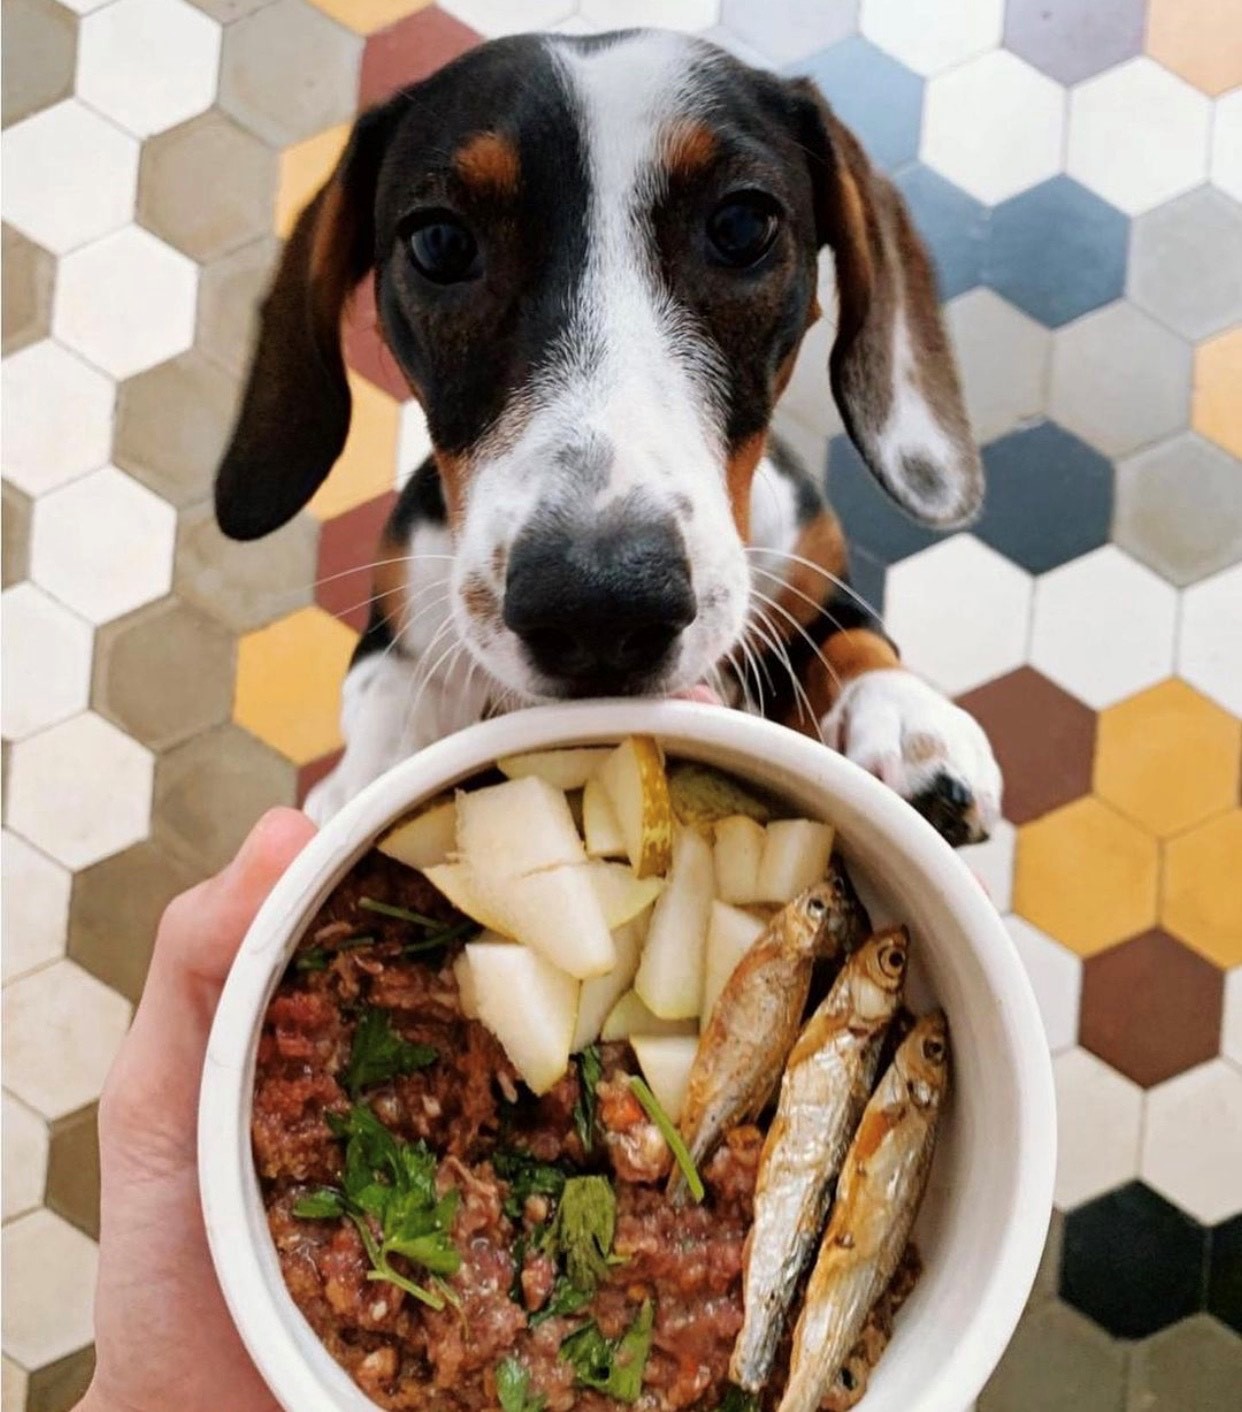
[662,119,718,178]
[454,131,521,196]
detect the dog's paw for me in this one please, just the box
[822,669,1002,846]
[303,770,346,827]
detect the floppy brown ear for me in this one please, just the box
[787,78,982,528]
[214,105,399,541]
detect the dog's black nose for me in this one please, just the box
[504,514,696,694]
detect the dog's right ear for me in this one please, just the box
[215,104,401,541]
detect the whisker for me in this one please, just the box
[750,604,825,745]
[309,552,457,593]
[748,564,853,640]
[744,546,884,627]
[750,587,845,705]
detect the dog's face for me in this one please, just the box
[215,31,980,702]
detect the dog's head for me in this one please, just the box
[215,30,979,701]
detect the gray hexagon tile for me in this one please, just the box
[1115,433,1242,587]
[1127,1314,1242,1412]
[0,339,114,498]
[979,1300,1127,1412]
[219,0,363,148]
[2,223,56,355]
[946,289,1050,446]
[1048,302,1192,459]
[788,37,922,173]
[1127,187,1242,342]
[720,0,857,65]
[2,0,78,128]
[196,235,279,378]
[1002,0,1144,86]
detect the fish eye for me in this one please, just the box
[881,945,906,975]
[707,190,781,269]
[406,211,480,284]
[806,895,827,918]
[924,1036,946,1063]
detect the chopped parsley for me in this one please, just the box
[496,1358,545,1412]
[528,1275,591,1327]
[358,897,443,927]
[492,1147,568,1221]
[551,1176,616,1293]
[572,1045,603,1154]
[718,1388,760,1412]
[294,934,376,972]
[560,1300,654,1403]
[344,1007,437,1097]
[629,1075,704,1203]
[293,1103,459,1309]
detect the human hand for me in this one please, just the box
[79,808,317,1412]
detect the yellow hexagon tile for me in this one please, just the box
[1094,678,1242,838]
[1013,797,1160,957]
[306,0,433,36]
[234,606,357,765]
[1163,811,1242,968]
[1192,327,1242,460]
[274,123,350,239]
[307,371,400,521]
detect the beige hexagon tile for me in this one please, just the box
[1053,1047,1143,1209]
[196,234,279,379]
[1,583,93,742]
[1,831,71,984]
[1141,1059,1242,1223]
[2,960,131,1121]
[2,1092,49,1223]
[1191,326,1242,461]
[1,339,114,498]
[946,289,1051,446]
[26,1346,96,1412]
[273,121,348,238]
[3,1355,28,1410]
[307,372,401,520]
[2,0,78,128]
[0,1208,98,1369]
[2,481,32,590]
[45,1105,100,1241]
[1146,0,1242,98]
[2,223,55,356]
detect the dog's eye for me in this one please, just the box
[407,213,479,284]
[707,193,780,269]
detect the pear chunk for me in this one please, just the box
[630,1034,699,1124]
[634,826,714,1019]
[713,814,766,904]
[754,819,835,904]
[702,901,767,1023]
[600,988,697,1042]
[377,798,456,870]
[598,736,673,878]
[456,776,585,881]
[497,748,611,791]
[464,942,578,1094]
[583,776,627,858]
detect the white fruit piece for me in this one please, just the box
[422,862,512,934]
[631,1034,699,1124]
[456,776,586,881]
[586,861,664,928]
[572,912,650,1051]
[497,747,612,791]
[489,865,617,978]
[754,819,834,904]
[702,902,767,1024]
[378,799,457,870]
[453,951,480,1019]
[600,988,698,1042]
[634,826,714,1019]
[713,814,766,904]
[598,735,673,878]
[583,776,627,858]
[465,942,579,1094]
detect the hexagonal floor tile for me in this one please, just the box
[45,1104,100,1241]
[1177,562,1242,716]
[1162,811,1242,969]
[359,4,479,106]
[316,491,397,631]
[789,37,922,174]
[5,712,154,871]
[1004,915,1082,1052]
[1066,57,1211,216]
[196,234,279,380]
[92,598,236,751]
[1060,1181,1209,1337]
[52,226,197,379]
[1,99,139,255]
[137,110,277,264]
[1209,1214,1242,1333]
[860,0,1001,76]
[984,177,1128,330]
[1,481,31,589]
[0,339,114,498]
[2,583,92,743]
[1029,546,1178,709]
[30,467,176,625]
[1128,187,1242,343]
[1224,968,1242,1068]
[174,501,318,633]
[233,605,356,765]
[1048,302,1191,460]
[884,535,1032,696]
[893,164,990,301]
[26,1346,96,1412]
[579,0,719,31]
[2,1092,48,1223]
[1213,89,1242,203]
[2,0,77,127]
[977,1300,1126,1412]
[2,223,55,356]
[219,0,363,147]
[342,279,411,400]
[398,400,433,485]
[944,291,1050,447]
[0,1208,98,1369]
[307,0,432,35]
[114,349,242,509]
[957,668,1096,825]
[273,122,348,238]
[306,371,402,520]
[1052,1047,1144,1208]
[152,722,297,874]
[1142,1060,1242,1223]
[1014,797,1159,957]
[2,1357,25,1410]
[975,422,1113,576]
[1002,0,1145,86]
[2,959,131,1121]
[1147,0,1242,97]
[1080,929,1224,1089]
[1129,1313,1242,1409]
[720,0,857,65]
[960,817,1015,913]
[2,829,71,984]
[1191,326,1242,461]
[1094,678,1241,837]
[440,0,573,35]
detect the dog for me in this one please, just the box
[213,29,1001,845]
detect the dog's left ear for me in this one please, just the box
[214,102,400,541]
[786,79,982,528]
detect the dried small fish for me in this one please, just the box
[671,873,860,1196]
[730,928,909,1392]
[776,1012,949,1412]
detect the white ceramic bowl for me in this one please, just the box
[199,700,1055,1412]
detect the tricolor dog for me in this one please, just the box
[214,29,1001,844]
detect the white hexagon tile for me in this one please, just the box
[1053,1047,1144,1210]
[1006,915,1082,1054]
[1,1094,50,1225]
[1,583,93,741]
[0,340,115,498]
[1140,1061,1242,1225]
[861,0,1002,76]
[1,1209,100,1369]
[0,832,72,985]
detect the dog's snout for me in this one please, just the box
[504,515,696,694]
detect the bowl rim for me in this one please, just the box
[199,699,1056,1412]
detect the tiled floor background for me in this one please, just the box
[2,0,1241,1408]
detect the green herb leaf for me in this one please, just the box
[294,948,330,972]
[560,1300,654,1403]
[718,1387,760,1412]
[292,1187,346,1219]
[629,1075,704,1203]
[344,1007,437,1097]
[359,897,443,927]
[528,1275,591,1327]
[401,918,477,954]
[493,1148,568,1221]
[572,1045,603,1153]
[496,1357,546,1412]
[551,1176,615,1293]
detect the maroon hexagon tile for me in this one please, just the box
[343,275,410,400]
[956,667,1098,825]
[298,748,344,808]
[359,6,479,108]
[316,489,397,631]
[1079,929,1225,1088]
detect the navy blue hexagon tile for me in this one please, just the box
[1208,1214,1242,1335]
[985,177,1130,329]
[1061,1181,1210,1339]
[975,421,1115,574]
[825,434,946,570]
[894,164,990,301]
[789,37,923,175]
